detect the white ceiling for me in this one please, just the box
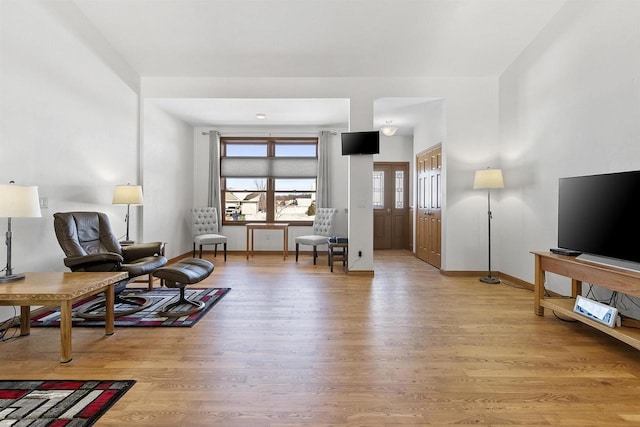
[72,0,566,134]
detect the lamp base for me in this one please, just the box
[479,275,501,284]
[120,240,134,245]
[0,273,25,283]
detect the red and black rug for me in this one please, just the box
[0,380,135,426]
[30,287,230,328]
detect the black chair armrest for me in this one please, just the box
[121,242,165,262]
[64,253,123,270]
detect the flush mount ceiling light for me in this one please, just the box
[255,113,267,120]
[380,120,398,136]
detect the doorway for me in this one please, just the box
[373,162,409,249]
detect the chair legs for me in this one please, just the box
[197,243,227,261]
[296,244,322,265]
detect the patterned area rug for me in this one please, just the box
[31,287,230,327]
[0,380,135,426]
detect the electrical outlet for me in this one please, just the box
[39,197,48,209]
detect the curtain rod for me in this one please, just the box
[201,131,337,136]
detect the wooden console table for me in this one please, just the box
[0,271,128,363]
[532,251,640,350]
[246,223,289,260]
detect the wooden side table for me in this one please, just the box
[328,239,348,273]
[246,223,289,260]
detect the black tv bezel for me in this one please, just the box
[341,131,380,156]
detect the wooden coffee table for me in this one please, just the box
[0,271,128,363]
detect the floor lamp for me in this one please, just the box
[0,181,42,283]
[112,184,144,244]
[473,168,504,284]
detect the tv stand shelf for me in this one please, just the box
[532,251,640,350]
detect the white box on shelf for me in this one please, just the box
[573,295,619,328]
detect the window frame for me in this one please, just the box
[220,136,318,225]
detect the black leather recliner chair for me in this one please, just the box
[53,211,167,318]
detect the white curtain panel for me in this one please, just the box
[316,130,330,208]
[208,131,222,222]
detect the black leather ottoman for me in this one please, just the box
[152,258,214,317]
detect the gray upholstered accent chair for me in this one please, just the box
[295,207,338,265]
[192,207,227,261]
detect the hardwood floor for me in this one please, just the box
[2,250,640,426]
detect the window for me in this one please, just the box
[221,137,318,224]
[373,170,384,209]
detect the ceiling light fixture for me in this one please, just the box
[256,113,267,120]
[380,120,398,136]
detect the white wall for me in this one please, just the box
[376,135,413,165]
[0,0,141,269]
[142,101,195,258]
[499,0,640,301]
[0,1,142,320]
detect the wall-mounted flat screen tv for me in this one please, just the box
[558,170,640,270]
[341,131,380,155]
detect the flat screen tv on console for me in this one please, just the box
[341,131,380,155]
[558,170,640,271]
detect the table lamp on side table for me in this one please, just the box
[0,181,42,283]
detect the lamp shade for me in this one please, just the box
[0,184,42,218]
[112,184,144,205]
[473,169,504,189]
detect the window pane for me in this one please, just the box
[225,178,267,191]
[226,144,267,157]
[373,171,384,209]
[275,178,316,191]
[275,144,316,157]
[274,193,316,221]
[395,170,404,208]
[224,191,266,222]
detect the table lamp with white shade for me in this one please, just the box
[112,184,143,244]
[0,181,42,283]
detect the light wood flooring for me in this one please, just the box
[2,250,640,426]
